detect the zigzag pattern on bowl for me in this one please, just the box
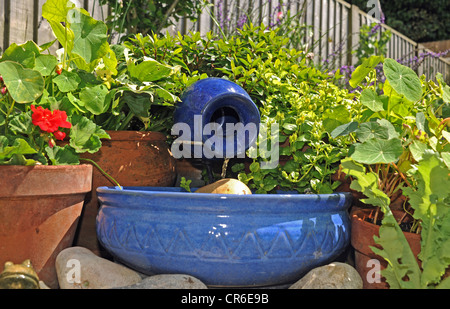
[97,215,349,261]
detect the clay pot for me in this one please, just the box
[73,131,177,256]
[0,164,93,289]
[350,207,421,289]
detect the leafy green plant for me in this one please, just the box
[335,55,450,288]
[127,23,355,193]
[0,0,180,165]
[354,22,391,67]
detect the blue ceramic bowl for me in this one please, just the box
[96,187,351,287]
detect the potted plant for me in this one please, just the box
[0,39,100,287]
[36,0,181,254]
[331,55,450,288]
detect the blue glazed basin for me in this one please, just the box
[96,187,352,287]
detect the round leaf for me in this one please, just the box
[351,138,403,164]
[356,122,389,142]
[0,61,44,103]
[383,58,422,102]
[360,88,387,112]
[79,84,110,115]
[68,9,109,63]
[53,70,81,92]
[34,54,58,76]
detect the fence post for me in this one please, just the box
[347,4,360,67]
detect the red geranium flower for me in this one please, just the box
[31,105,71,141]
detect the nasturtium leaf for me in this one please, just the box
[128,58,173,82]
[42,0,75,22]
[383,58,422,102]
[356,121,389,142]
[349,55,382,88]
[34,54,58,76]
[0,61,44,103]
[360,88,386,112]
[330,121,358,138]
[351,137,403,164]
[1,43,36,68]
[53,70,81,92]
[69,9,109,64]
[79,84,110,115]
[45,145,79,165]
[377,118,399,139]
[46,20,74,53]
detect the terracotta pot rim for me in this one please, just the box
[351,207,421,239]
[0,164,93,197]
[105,130,167,141]
[0,163,92,170]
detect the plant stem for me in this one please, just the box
[4,98,15,135]
[118,111,135,130]
[80,158,122,189]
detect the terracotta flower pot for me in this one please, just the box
[0,164,93,289]
[350,207,421,289]
[73,131,177,256]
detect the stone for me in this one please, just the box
[116,274,208,289]
[55,246,142,289]
[289,262,363,289]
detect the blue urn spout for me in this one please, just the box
[173,78,260,159]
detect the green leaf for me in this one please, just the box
[69,115,109,153]
[322,105,351,133]
[403,151,450,288]
[42,0,75,22]
[351,138,403,164]
[53,70,81,92]
[340,158,390,209]
[128,58,173,82]
[1,43,36,68]
[121,92,151,118]
[34,54,58,76]
[69,9,109,64]
[45,145,79,165]
[0,61,44,103]
[349,55,382,88]
[0,138,37,165]
[356,121,389,142]
[79,84,110,115]
[410,140,428,162]
[383,58,422,102]
[330,121,358,138]
[360,88,387,112]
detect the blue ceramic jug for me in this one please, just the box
[173,78,260,159]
